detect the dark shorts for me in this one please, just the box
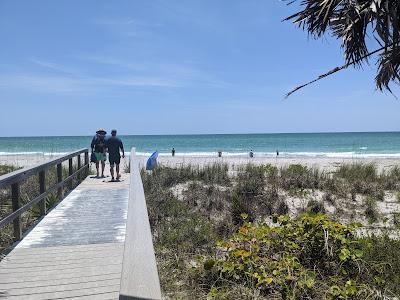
[109,155,121,166]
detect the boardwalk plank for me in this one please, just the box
[0,273,121,289]
[0,174,129,300]
[3,285,120,300]
[3,278,120,296]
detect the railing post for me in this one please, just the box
[39,170,46,216]
[84,151,89,176]
[57,163,63,200]
[11,183,22,241]
[77,154,82,181]
[68,158,73,190]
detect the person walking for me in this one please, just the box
[171,147,175,157]
[91,129,107,178]
[106,129,125,181]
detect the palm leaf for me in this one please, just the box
[284,0,400,96]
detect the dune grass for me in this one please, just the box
[142,162,400,299]
[0,164,19,176]
[0,163,84,254]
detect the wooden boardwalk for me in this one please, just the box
[0,174,130,300]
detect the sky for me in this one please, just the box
[0,0,399,137]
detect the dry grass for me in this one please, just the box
[142,162,400,299]
[0,163,84,254]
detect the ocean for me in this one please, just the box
[0,132,400,158]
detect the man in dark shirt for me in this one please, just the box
[91,129,107,178]
[106,129,125,181]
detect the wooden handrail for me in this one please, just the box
[0,149,88,189]
[0,149,89,241]
[119,148,162,300]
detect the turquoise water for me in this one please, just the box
[0,132,400,158]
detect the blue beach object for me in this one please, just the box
[146,151,159,170]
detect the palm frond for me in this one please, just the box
[284,0,400,97]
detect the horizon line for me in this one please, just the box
[1,130,400,138]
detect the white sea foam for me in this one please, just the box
[135,151,400,158]
[1,151,400,159]
[0,151,45,156]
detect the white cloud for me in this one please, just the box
[0,74,182,93]
[80,56,230,88]
[30,58,77,75]
[0,55,229,94]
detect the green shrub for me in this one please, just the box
[392,212,400,228]
[235,164,266,198]
[335,163,377,183]
[360,234,400,296]
[364,196,379,223]
[275,199,289,215]
[280,164,324,191]
[231,192,250,224]
[323,192,335,205]
[198,215,389,299]
[307,199,326,214]
[158,214,216,253]
[142,163,230,189]
[198,163,230,185]
[396,192,400,203]
[382,166,400,190]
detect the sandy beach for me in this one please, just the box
[2,153,400,172]
[152,155,400,172]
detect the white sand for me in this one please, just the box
[0,153,66,168]
[140,155,400,172]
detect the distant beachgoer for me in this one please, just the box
[218,151,222,158]
[91,129,107,178]
[276,150,279,157]
[106,129,125,181]
[249,150,254,158]
[172,147,175,157]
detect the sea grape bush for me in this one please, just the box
[198,214,389,299]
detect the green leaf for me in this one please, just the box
[339,248,351,261]
[345,280,357,296]
[354,249,363,258]
[265,277,273,284]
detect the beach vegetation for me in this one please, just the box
[197,214,391,300]
[364,196,379,223]
[396,192,400,203]
[323,191,335,206]
[0,164,19,176]
[392,212,400,228]
[142,163,230,189]
[143,162,400,299]
[335,163,378,183]
[0,163,83,254]
[306,199,325,214]
[280,164,322,191]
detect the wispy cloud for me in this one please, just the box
[91,16,162,38]
[0,73,182,93]
[30,58,77,75]
[0,55,229,94]
[81,56,230,88]
[92,17,136,26]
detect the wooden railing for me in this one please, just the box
[119,148,162,300]
[0,149,89,241]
